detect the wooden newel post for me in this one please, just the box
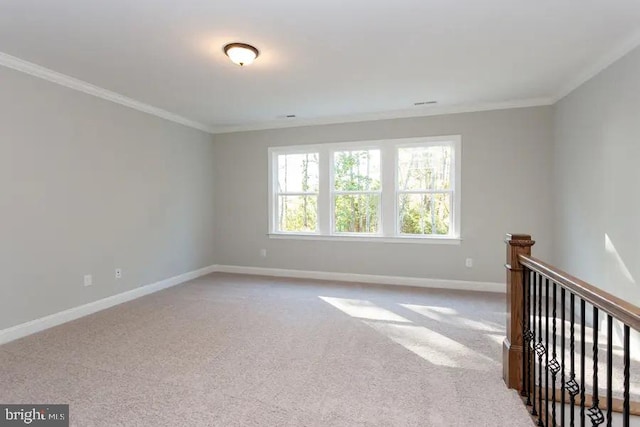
[503,233,535,390]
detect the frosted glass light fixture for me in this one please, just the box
[223,43,259,66]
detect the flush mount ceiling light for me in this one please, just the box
[223,43,259,66]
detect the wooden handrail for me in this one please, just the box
[519,254,640,331]
[504,234,639,424]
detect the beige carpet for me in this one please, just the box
[1,273,534,426]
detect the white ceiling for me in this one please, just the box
[1,0,639,133]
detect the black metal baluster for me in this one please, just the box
[545,278,550,427]
[561,288,566,427]
[549,283,560,426]
[566,293,578,427]
[536,273,545,426]
[623,325,630,427]
[522,267,529,399]
[587,307,604,426]
[606,316,612,427]
[580,300,586,427]
[531,271,538,417]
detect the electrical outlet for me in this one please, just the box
[83,274,93,287]
[465,258,473,268]
[115,268,122,279]
[260,249,267,258]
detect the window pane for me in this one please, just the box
[334,194,380,233]
[398,193,451,235]
[333,150,381,191]
[398,145,452,191]
[278,153,319,193]
[278,195,317,232]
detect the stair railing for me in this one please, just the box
[504,234,639,427]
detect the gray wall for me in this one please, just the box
[0,66,216,330]
[213,106,554,284]
[553,46,640,305]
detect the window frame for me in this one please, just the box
[395,138,460,238]
[268,135,461,243]
[270,148,321,236]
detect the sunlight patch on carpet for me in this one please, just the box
[365,321,499,371]
[319,296,411,323]
[319,296,498,371]
[401,304,503,333]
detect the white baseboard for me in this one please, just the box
[212,264,505,294]
[0,264,217,345]
[0,263,502,345]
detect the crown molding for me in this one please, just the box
[214,27,640,135]
[212,97,555,134]
[552,29,640,103]
[0,51,215,134]
[3,26,639,136]
[4,48,550,136]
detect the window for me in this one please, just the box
[332,149,381,234]
[269,136,461,242]
[275,152,319,233]
[397,145,453,236]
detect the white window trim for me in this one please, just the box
[394,137,461,239]
[269,149,322,235]
[268,135,461,243]
[267,233,462,245]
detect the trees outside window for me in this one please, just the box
[397,145,452,235]
[332,149,381,233]
[276,152,319,232]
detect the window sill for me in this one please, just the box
[267,233,462,245]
